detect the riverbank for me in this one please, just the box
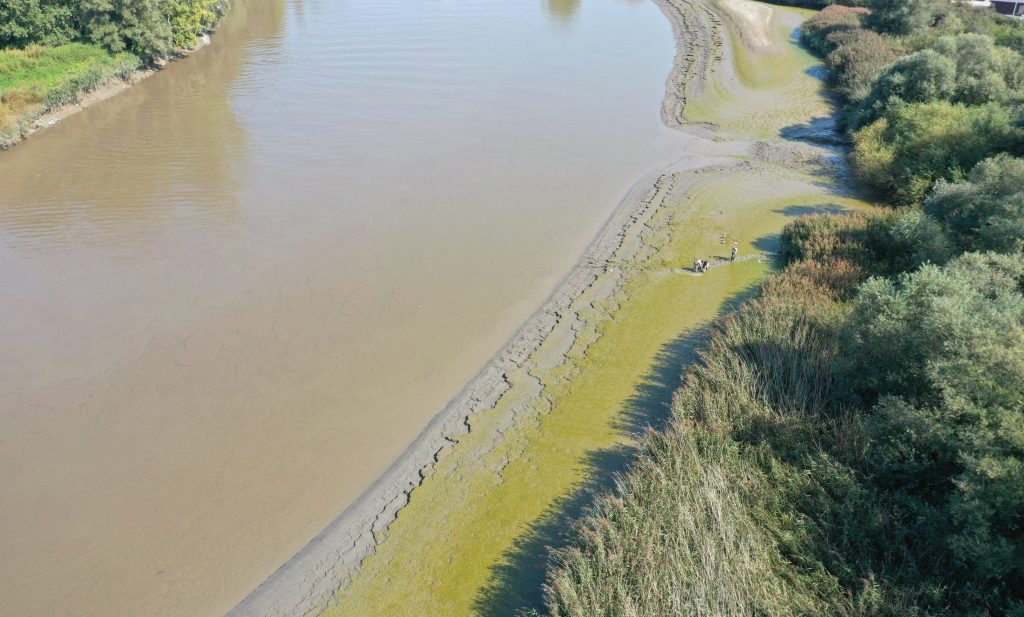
[1,28,217,149]
[227,1,872,616]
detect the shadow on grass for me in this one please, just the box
[471,280,765,617]
[774,202,848,217]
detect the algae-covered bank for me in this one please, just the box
[233,1,871,615]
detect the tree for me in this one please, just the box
[889,211,955,268]
[865,0,935,36]
[926,154,1024,253]
[840,253,1024,606]
[849,50,956,128]
[78,0,172,59]
[852,101,1022,205]
[0,0,76,48]
[932,33,1022,105]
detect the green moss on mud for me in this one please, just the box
[323,2,872,616]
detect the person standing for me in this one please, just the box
[731,241,738,262]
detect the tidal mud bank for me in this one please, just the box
[229,1,871,616]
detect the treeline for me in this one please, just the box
[803,0,1024,206]
[0,0,227,60]
[539,1,1024,616]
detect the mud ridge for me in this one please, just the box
[224,1,772,615]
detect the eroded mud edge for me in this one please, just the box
[224,1,731,615]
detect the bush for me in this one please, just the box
[932,33,1024,105]
[926,153,1024,253]
[888,210,955,268]
[0,0,76,48]
[802,5,870,55]
[865,0,935,36]
[825,28,900,102]
[840,253,1024,612]
[848,49,956,128]
[78,0,172,59]
[167,0,226,49]
[852,100,1023,205]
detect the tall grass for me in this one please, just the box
[0,43,139,147]
[542,213,931,617]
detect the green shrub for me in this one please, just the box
[78,0,173,59]
[825,28,900,102]
[926,153,1024,253]
[840,252,1024,612]
[168,0,225,49]
[888,210,955,268]
[865,0,935,36]
[932,33,1024,105]
[802,5,870,55]
[852,101,1022,205]
[848,49,956,128]
[0,0,76,48]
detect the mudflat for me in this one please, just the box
[0,0,699,616]
[306,0,871,616]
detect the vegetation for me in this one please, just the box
[0,0,227,147]
[540,1,1024,616]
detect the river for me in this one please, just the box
[0,0,684,615]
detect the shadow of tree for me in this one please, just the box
[774,202,849,217]
[471,281,765,617]
[779,117,847,146]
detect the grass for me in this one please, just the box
[321,2,872,615]
[0,43,140,147]
[326,177,869,617]
[544,212,897,616]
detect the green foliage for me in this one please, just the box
[0,0,225,145]
[852,100,1022,205]
[1,0,226,60]
[926,153,1024,253]
[167,0,225,49]
[888,210,955,268]
[848,49,956,128]
[825,28,900,102]
[802,5,870,54]
[865,0,935,36]
[78,0,172,59]
[544,214,1024,617]
[547,5,1024,617]
[0,0,76,48]
[841,253,1024,610]
[933,33,1024,104]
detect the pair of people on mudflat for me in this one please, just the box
[694,242,738,273]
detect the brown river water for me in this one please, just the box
[0,0,685,614]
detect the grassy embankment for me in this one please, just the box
[321,1,871,616]
[0,43,137,143]
[544,1,1024,615]
[0,0,226,148]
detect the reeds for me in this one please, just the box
[542,214,905,617]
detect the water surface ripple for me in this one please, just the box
[0,0,684,615]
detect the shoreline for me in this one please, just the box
[224,0,748,615]
[1,33,214,150]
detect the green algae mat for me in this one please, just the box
[324,1,872,615]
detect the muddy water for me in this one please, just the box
[0,0,685,615]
